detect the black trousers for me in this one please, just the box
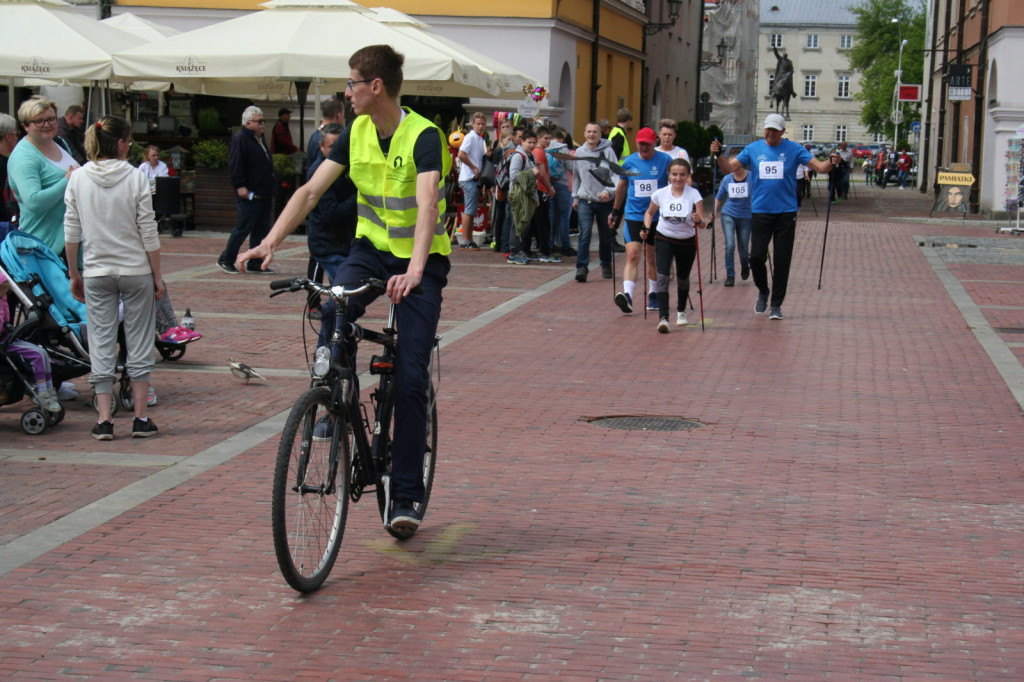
[749,212,797,308]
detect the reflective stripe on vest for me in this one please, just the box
[348,108,452,258]
[609,126,630,162]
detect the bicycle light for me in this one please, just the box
[312,346,331,378]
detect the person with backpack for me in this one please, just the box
[492,129,517,255]
[546,128,575,257]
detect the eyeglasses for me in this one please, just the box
[346,78,374,91]
[28,116,57,127]
[250,119,265,125]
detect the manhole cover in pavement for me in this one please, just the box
[584,415,703,431]
[922,237,1024,265]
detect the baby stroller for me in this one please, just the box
[0,230,197,415]
[0,301,67,434]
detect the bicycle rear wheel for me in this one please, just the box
[272,386,350,592]
[378,383,438,540]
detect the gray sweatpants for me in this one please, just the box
[83,274,156,394]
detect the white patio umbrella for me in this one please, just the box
[111,0,521,100]
[103,12,180,42]
[0,0,146,111]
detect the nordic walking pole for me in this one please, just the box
[818,159,836,290]
[642,237,648,320]
[709,139,719,284]
[693,214,706,331]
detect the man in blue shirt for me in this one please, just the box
[610,127,670,313]
[711,114,834,320]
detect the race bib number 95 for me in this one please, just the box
[759,161,783,180]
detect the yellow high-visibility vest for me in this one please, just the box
[348,109,451,258]
[609,126,630,162]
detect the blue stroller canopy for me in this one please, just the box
[0,230,87,338]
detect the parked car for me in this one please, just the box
[852,145,872,159]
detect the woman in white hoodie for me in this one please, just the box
[64,116,164,441]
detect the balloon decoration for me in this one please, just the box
[522,84,548,102]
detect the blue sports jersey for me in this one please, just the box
[735,139,812,213]
[715,173,752,219]
[622,150,672,221]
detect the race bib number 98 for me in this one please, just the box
[728,183,748,198]
[759,161,783,180]
[633,178,656,197]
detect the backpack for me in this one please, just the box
[547,150,566,181]
[495,148,523,193]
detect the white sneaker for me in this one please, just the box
[37,389,61,414]
[657,318,670,334]
[676,311,688,326]
[57,382,78,401]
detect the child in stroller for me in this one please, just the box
[1,268,62,418]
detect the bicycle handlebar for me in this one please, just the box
[269,277,424,300]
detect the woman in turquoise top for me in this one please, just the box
[8,95,79,256]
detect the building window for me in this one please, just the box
[802,124,814,141]
[806,34,819,49]
[840,35,853,50]
[873,132,886,143]
[836,125,847,142]
[768,73,775,95]
[837,75,851,98]
[804,74,817,97]
[770,34,783,49]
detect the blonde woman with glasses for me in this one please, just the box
[7,96,79,256]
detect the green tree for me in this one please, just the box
[847,0,926,142]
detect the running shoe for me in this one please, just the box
[676,311,688,326]
[657,318,670,334]
[614,292,632,314]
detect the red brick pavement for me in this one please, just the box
[1,183,1023,679]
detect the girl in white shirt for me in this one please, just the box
[643,158,705,333]
[65,116,163,440]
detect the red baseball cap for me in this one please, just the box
[635,127,657,145]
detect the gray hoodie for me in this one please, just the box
[571,139,617,202]
[64,159,160,277]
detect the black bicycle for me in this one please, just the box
[268,277,439,593]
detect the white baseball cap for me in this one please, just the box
[763,114,786,131]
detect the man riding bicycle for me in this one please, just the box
[238,44,451,532]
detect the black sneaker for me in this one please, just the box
[131,418,159,438]
[755,293,768,314]
[614,291,632,313]
[724,276,735,287]
[91,420,114,441]
[248,266,274,274]
[741,263,750,280]
[601,265,613,279]
[389,499,422,530]
[575,267,588,283]
[217,261,239,275]
[769,306,784,320]
[561,247,577,257]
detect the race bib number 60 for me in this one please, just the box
[759,160,783,180]
[660,200,688,218]
[633,178,656,197]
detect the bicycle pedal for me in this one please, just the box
[369,355,395,375]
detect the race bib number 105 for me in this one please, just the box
[759,160,783,180]
[728,183,749,198]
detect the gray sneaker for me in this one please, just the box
[769,306,784,320]
[755,293,768,314]
[614,291,632,313]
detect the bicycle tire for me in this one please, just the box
[272,386,350,592]
[378,383,438,540]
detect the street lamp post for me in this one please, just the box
[891,18,908,149]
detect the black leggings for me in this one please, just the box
[655,234,696,319]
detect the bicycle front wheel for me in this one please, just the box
[272,386,350,593]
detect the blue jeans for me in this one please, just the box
[720,213,751,279]
[549,182,572,251]
[314,251,348,349]
[334,238,449,503]
[575,199,612,271]
[220,196,272,269]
